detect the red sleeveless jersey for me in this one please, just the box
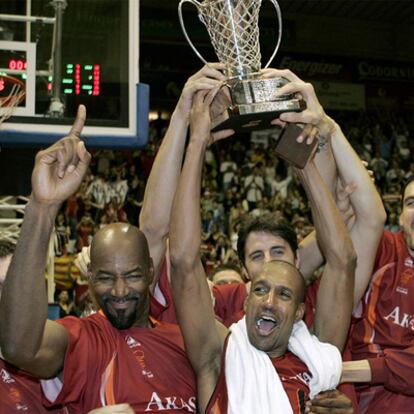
[206,334,310,414]
[351,231,414,413]
[0,359,65,414]
[43,312,196,414]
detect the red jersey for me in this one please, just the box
[351,231,414,413]
[212,280,359,412]
[0,359,65,414]
[43,312,196,414]
[150,258,178,324]
[206,335,310,414]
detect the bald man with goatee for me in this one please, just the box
[0,107,196,414]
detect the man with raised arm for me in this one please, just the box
[169,86,356,413]
[0,107,197,413]
[75,64,234,323]
[341,176,414,413]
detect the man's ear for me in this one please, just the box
[243,295,249,312]
[295,250,301,270]
[241,266,250,281]
[148,258,154,285]
[295,302,305,322]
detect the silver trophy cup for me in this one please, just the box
[178,0,306,134]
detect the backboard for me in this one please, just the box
[0,0,148,148]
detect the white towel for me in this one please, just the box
[226,317,342,414]
[226,316,292,414]
[288,320,342,398]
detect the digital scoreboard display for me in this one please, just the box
[0,0,148,149]
[63,63,101,96]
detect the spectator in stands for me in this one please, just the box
[208,264,245,286]
[243,165,265,209]
[56,289,76,318]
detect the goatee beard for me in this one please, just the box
[105,307,137,329]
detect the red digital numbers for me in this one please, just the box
[8,59,27,71]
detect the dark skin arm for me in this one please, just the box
[0,106,91,378]
[169,89,232,413]
[306,390,354,414]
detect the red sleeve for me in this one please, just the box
[373,231,394,271]
[213,283,247,326]
[369,346,414,395]
[43,316,110,407]
[150,257,178,324]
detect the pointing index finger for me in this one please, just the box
[69,105,87,138]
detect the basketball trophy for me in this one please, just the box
[178,0,316,168]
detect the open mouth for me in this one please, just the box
[256,315,278,336]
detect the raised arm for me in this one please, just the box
[327,122,386,304]
[267,68,386,307]
[140,63,228,276]
[169,89,233,412]
[0,107,91,378]
[296,161,356,351]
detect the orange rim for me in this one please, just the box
[0,75,26,107]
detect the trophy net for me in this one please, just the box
[0,75,26,125]
[199,0,262,79]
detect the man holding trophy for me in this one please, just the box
[179,0,317,168]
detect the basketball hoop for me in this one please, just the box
[0,75,26,124]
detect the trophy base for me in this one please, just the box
[211,98,306,133]
[211,100,316,169]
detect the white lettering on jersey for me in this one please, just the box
[145,392,196,412]
[404,257,414,268]
[281,371,311,386]
[384,306,414,330]
[1,368,15,384]
[125,335,141,348]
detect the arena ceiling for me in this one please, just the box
[141,0,414,26]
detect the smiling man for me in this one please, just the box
[0,107,196,414]
[169,89,355,413]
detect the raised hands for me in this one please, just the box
[189,88,234,147]
[262,68,337,139]
[31,105,91,206]
[176,63,231,122]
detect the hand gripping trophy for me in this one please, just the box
[179,0,314,168]
[178,0,305,131]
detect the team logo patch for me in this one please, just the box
[401,268,414,285]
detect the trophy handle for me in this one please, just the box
[178,0,209,66]
[263,0,283,69]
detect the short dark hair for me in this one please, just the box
[237,213,298,266]
[0,240,16,259]
[208,263,243,282]
[401,176,414,207]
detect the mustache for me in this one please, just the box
[102,293,140,304]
